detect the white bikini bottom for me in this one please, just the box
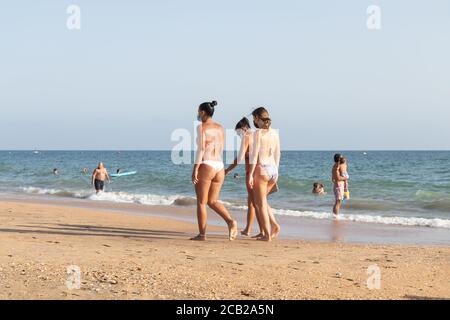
[260,164,279,182]
[202,160,224,173]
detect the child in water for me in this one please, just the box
[339,157,350,200]
[312,183,326,195]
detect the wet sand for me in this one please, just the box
[0,200,449,300]
[3,193,450,246]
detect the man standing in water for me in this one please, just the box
[332,154,348,216]
[92,162,110,194]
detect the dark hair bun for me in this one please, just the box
[210,101,217,108]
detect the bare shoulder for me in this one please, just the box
[271,128,280,140]
[214,122,224,130]
[213,123,225,135]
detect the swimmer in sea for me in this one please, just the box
[312,183,326,195]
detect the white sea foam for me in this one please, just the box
[22,186,188,206]
[21,187,450,229]
[272,208,450,229]
[86,191,178,206]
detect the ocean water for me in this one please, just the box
[0,151,450,229]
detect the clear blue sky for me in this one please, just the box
[1,0,449,150]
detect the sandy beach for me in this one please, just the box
[0,200,449,300]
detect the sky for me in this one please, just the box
[0,0,449,150]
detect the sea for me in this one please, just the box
[1,151,450,230]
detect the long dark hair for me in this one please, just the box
[235,117,251,130]
[252,107,271,129]
[199,100,218,117]
[252,107,268,118]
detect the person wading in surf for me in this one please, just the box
[92,162,110,194]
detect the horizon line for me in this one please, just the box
[1,149,450,152]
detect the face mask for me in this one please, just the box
[236,129,244,138]
[197,114,202,122]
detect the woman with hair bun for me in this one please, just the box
[191,101,238,241]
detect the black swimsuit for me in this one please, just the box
[94,179,104,191]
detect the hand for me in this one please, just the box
[248,176,254,189]
[192,170,199,185]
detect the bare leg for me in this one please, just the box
[207,169,238,240]
[193,164,213,239]
[267,181,281,239]
[242,177,259,236]
[253,173,271,242]
[241,195,255,236]
[246,174,264,238]
[250,203,265,238]
[333,199,341,216]
[267,205,281,240]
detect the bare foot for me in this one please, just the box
[256,235,271,242]
[190,234,206,241]
[240,230,250,237]
[270,224,281,240]
[228,220,238,241]
[251,233,264,239]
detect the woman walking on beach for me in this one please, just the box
[248,107,281,241]
[225,117,263,237]
[191,101,238,241]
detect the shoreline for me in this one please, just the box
[1,193,450,246]
[0,200,449,299]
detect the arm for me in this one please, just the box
[192,125,205,184]
[91,170,96,186]
[333,166,347,182]
[225,158,238,175]
[274,130,281,169]
[225,134,249,175]
[105,170,111,183]
[248,130,261,188]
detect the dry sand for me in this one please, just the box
[0,201,449,300]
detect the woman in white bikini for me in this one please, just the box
[191,101,238,241]
[248,107,281,241]
[225,117,263,237]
